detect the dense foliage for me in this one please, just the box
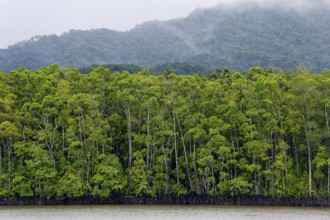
[1,65,330,201]
[1,5,330,72]
[79,63,207,75]
[150,63,206,75]
[79,64,144,74]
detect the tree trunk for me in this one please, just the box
[127,107,132,170]
[5,138,11,195]
[303,116,312,196]
[173,111,180,187]
[146,105,150,173]
[307,142,312,197]
[253,154,260,195]
[193,140,200,194]
[324,105,330,195]
[0,140,2,174]
[174,110,192,190]
[161,117,169,194]
[271,132,275,197]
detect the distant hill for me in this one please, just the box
[1,3,330,72]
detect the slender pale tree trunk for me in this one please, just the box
[324,105,330,195]
[174,110,192,190]
[0,140,2,174]
[193,140,200,194]
[303,114,312,196]
[146,105,150,173]
[5,138,11,195]
[173,111,180,187]
[249,117,260,195]
[127,107,132,170]
[271,131,275,197]
[161,116,169,194]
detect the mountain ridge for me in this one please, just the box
[1,3,330,72]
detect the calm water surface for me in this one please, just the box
[0,205,329,220]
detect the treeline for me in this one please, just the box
[1,65,330,202]
[79,63,207,75]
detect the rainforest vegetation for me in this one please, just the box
[79,63,206,75]
[1,65,330,203]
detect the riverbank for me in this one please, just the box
[1,195,330,207]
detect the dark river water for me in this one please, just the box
[0,205,329,220]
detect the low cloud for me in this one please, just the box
[217,0,330,12]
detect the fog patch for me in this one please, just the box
[215,0,330,13]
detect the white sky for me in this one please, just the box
[0,0,228,49]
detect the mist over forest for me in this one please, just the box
[1,0,330,73]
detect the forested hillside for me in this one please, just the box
[1,4,330,72]
[1,65,330,202]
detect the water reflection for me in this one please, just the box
[0,205,329,220]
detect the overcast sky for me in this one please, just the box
[0,0,327,49]
[0,0,228,49]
